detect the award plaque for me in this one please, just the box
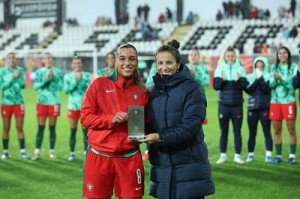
[128,106,145,140]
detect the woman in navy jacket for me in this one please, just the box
[213,47,248,164]
[140,40,214,199]
[245,57,273,163]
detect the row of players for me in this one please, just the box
[0,46,299,164]
[0,52,117,161]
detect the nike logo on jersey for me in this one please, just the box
[135,186,143,190]
[106,89,115,93]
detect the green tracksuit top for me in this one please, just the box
[97,67,115,77]
[33,67,63,105]
[63,71,91,110]
[269,63,297,104]
[0,66,25,105]
[187,63,210,88]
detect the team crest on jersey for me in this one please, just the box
[133,93,138,101]
[87,182,94,192]
[219,114,223,119]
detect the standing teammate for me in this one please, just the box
[270,46,297,164]
[213,47,248,164]
[187,48,210,92]
[31,52,63,160]
[81,44,149,198]
[63,56,91,161]
[97,51,116,77]
[187,48,210,124]
[245,57,273,163]
[0,52,27,159]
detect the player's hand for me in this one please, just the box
[138,133,160,144]
[297,61,300,72]
[47,70,53,79]
[222,71,227,80]
[112,112,128,124]
[273,72,282,81]
[235,72,240,81]
[13,71,21,79]
[75,71,82,79]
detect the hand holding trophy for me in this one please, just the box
[128,106,145,140]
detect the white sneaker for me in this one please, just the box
[216,157,227,164]
[265,156,272,163]
[68,154,75,161]
[234,157,245,164]
[20,152,28,159]
[1,153,9,160]
[31,153,40,160]
[49,151,56,159]
[246,155,254,163]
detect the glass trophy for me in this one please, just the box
[128,106,145,140]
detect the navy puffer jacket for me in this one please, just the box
[213,60,248,105]
[147,64,215,199]
[245,57,271,110]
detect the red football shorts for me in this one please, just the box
[68,110,80,120]
[1,104,25,118]
[269,102,296,120]
[37,104,60,118]
[83,149,144,198]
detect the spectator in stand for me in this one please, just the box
[290,0,297,17]
[289,26,298,38]
[137,5,143,22]
[166,7,173,22]
[216,9,223,21]
[0,52,27,160]
[258,8,266,20]
[245,57,273,163]
[234,0,241,18]
[222,0,228,18]
[250,7,259,19]
[64,56,91,161]
[186,11,194,25]
[144,4,150,22]
[270,46,297,164]
[97,52,116,77]
[278,6,287,18]
[158,13,165,23]
[31,52,63,160]
[281,26,290,39]
[241,0,251,19]
[227,0,234,18]
[213,47,248,164]
[265,9,271,19]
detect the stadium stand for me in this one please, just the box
[0,18,299,59]
[180,18,300,56]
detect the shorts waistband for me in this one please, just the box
[89,146,139,158]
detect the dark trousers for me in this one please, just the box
[247,108,273,152]
[218,104,243,154]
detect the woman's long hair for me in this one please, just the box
[275,46,292,74]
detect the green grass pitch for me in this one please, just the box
[0,87,299,198]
